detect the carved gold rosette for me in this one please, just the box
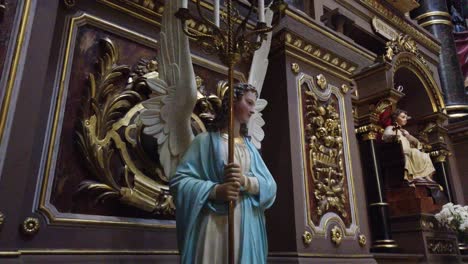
[297,73,359,238]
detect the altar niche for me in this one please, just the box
[355,46,461,261]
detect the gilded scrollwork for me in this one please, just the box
[384,34,428,69]
[76,38,175,215]
[304,88,347,219]
[427,238,457,255]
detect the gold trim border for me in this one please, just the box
[0,0,32,143]
[414,11,451,21]
[420,19,453,28]
[0,250,178,256]
[269,252,374,258]
[97,0,161,27]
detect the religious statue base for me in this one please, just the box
[386,186,442,217]
[390,214,462,263]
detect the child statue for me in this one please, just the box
[382,109,436,185]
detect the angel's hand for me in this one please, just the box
[224,163,245,186]
[215,182,241,202]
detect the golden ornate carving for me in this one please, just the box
[430,149,451,163]
[358,0,440,53]
[302,231,313,245]
[341,84,349,94]
[331,225,343,246]
[315,74,327,90]
[362,131,377,141]
[283,33,358,75]
[304,88,347,218]
[427,238,457,255]
[76,38,175,215]
[384,34,428,68]
[384,0,419,13]
[291,63,300,74]
[358,234,367,247]
[22,217,39,236]
[0,211,4,228]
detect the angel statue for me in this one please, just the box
[382,109,437,187]
[139,0,276,263]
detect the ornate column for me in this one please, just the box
[412,0,468,120]
[357,125,398,252]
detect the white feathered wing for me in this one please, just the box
[247,8,274,149]
[139,0,197,180]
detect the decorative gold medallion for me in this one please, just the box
[302,231,312,245]
[316,74,327,90]
[358,234,367,247]
[331,225,343,246]
[22,217,40,236]
[341,84,349,94]
[291,63,300,74]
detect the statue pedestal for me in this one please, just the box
[383,187,462,262]
[386,186,442,216]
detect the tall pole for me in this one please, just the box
[227,0,235,261]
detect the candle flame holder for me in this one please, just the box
[176,0,287,66]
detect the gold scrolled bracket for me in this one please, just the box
[330,225,343,246]
[302,231,312,246]
[355,124,384,141]
[362,131,377,141]
[21,217,40,236]
[0,211,4,229]
[358,234,367,247]
[316,74,327,90]
[291,62,300,75]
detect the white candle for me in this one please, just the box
[258,0,265,23]
[182,0,188,8]
[214,0,220,27]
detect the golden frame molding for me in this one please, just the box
[0,0,32,143]
[296,72,360,239]
[283,33,358,76]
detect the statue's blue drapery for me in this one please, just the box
[170,132,276,263]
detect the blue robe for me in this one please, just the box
[170,132,276,263]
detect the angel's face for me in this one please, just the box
[234,91,256,124]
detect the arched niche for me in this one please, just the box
[391,52,445,117]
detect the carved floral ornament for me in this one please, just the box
[331,225,343,246]
[384,34,428,69]
[299,73,359,240]
[22,217,40,236]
